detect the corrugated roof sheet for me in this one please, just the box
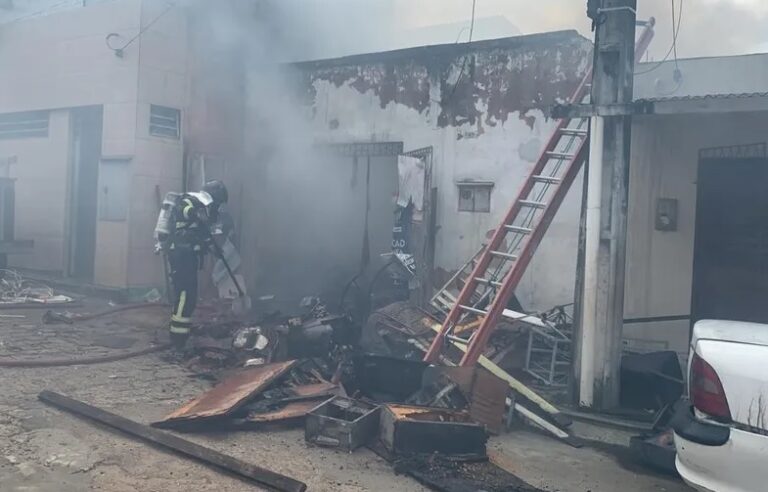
[638,92,768,103]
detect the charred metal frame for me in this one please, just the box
[379,404,487,458]
[401,146,436,308]
[304,396,381,452]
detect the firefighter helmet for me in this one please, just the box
[202,180,229,204]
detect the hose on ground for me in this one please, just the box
[0,343,171,368]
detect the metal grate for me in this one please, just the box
[149,105,181,139]
[699,142,766,160]
[0,110,49,139]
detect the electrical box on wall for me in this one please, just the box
[655,198,678,231]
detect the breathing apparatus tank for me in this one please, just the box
[154,192,182,252]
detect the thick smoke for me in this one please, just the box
[184,0,767,309]
[191,1,768,63]
[184,0,401,309]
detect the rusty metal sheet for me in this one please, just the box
[156,360,298,426]
[466,369,508,434]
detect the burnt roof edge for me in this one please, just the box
[291,30,591,69]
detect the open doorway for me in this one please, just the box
[255,142,403,308]
[691,143,768,325]
[67,106,103,280]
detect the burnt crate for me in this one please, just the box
[305,396,380,452]
[379,404,488,458]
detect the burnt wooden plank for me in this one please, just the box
[39,390,307,492]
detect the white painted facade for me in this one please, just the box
[0,0,117,24]
[0,0,191,288]
[624,111,768,359]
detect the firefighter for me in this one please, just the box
[166,180,229,350]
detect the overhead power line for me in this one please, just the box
[442,0,479,106]
[635,0,683,76]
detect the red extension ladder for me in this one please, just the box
[424,22,656,367]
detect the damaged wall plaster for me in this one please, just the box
[298,32,590,134]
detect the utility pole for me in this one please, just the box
[577,0,637,409]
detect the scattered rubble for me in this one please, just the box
[0,270,75,308]
[24,292,684,490]
[142,343,543,490]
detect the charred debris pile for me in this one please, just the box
[149,295,575,491]
[37,293,580,491]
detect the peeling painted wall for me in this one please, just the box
[298,32,590,132]
[284,31,592,310]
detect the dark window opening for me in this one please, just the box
[150,105,180,139]
[0,110,49,139]
[457,183,492,213]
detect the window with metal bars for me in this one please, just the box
[149,105,180,139]
[0,110,49,139]
[457,182,492,213]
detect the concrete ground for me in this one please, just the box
[0,300,693,491]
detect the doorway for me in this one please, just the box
[691,143,768,324]
[67,106,103,280]
[256,142,403,307]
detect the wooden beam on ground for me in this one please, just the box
[426,321,570,427]
[513,399,582,448]
[38,391,307,492]
[407,337,576,445]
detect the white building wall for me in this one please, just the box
[0,110,70,272]
[0,0,142,281]
[0,0,141,113]
[0,0,118,24]
[126,0,188,288]
[0,0,192,288]
[624,111,768,358]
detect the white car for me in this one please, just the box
[672,320,768,492]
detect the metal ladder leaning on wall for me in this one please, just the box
[425,22,656,368]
